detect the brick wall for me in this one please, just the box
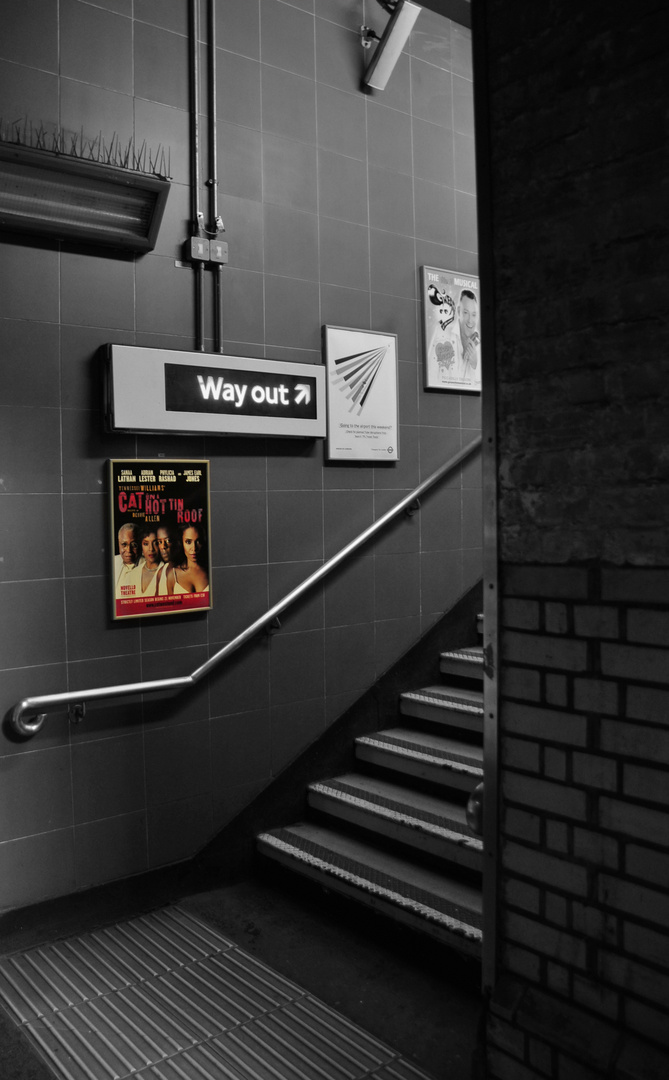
[475,0,669,1075]
[487,565,669,1078]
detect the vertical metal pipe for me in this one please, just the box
[190,0,205,350]
[209,0,224,353]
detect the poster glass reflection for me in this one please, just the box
[421,266,481,393]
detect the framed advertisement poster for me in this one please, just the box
[324,326,399,462]
[421,266,481,392]
[109,458,211,620]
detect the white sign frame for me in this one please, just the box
[324,326,399,462]
[106,345,326,438]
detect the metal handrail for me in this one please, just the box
[10,437,481,737]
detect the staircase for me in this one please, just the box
[257,617,485,960]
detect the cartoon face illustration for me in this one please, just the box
[427,283,456,331]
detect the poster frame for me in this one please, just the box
[323,325,399,462]
[109,457,212,621]
[421,266,482,393]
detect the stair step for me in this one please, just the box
[355,727,483,791]
[440,645,484,680]
[308,773,482,870]
[400,685,483,733]
[257,822,482,956]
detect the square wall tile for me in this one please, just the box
[268,561,324,634]
[221,267,265,345]
[323,489,374,559]
[267,489,323,563]
[324,622,375,696]
[369,165,414,237]
[210,490,268,566]
[372,491,420,555]
[208,564,268,644]
[141,644,211,728]
[60,0,132,94]
[136,254,197,337]
[420,485,463,552]
[61,407,134,494]
[454,131,476,194]
[453,73,475,135]
[65,576,140,662]
[134,99,190,185]
[265,275,320,351]
[0,830,75,911]
[144,719,211,807]
[218,121,263,201]
[135,0,188,35]
[371,293,418,362]
[261,0,315,78]
[410,10,451,67]
[411,59,453,127]
[370,230,417,300]
[0,746,72,842]
[412,117,454,188]
[216,52,261,130]
[316,1,360,30]
[216,0,260,60]
[262,132,317,211]
[2,0,58,70]
[0,241,59,323]
[367,103,413,176]
[0,663,69,754]
[264,204,319,280]
[135,23,189,109]
[210,708,271,787]
[61,250,135,330]
[207,638,270,717]
[0,494,63,582]
[318,150,368,226]
[414,178,456,247]
[67,654,143,741]
[0,406,60,494]
[323,555,375,628]
[219,195,264,272]
[374,551,420,620]
[72,733,145,824]
[456,189,478,252]
[74,811,147,890]
[60,79,134,153]
[319,217,370,292]
[271,697,325,774]
[147,793,213,869]
[261,66,316,144]
[451,25,473,80]
[315,19,362,94]
[316,83,367,160]
[0,579,65,668]
[420,547,463,618]
[269,629,325,706]
[207,437,268,492]
[321,284,371,331]
[375,614,421,679]
[267,440,323,491]
[0,61,59,135]
[462,486,483,549]
[61,326,134,413]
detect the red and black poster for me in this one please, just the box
[109,458,212,620]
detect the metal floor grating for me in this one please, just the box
[0,905,435,1080]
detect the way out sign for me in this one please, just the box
[106,346,326,438]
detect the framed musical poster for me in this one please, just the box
[421,266,481,392]
[109,458,212,620]
[323,326,399,462]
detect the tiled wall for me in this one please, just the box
[0,0,480,911]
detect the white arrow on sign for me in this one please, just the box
[295,384,311,405]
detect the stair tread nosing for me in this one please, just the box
[357,728,483,770]
[309,773,482,846]
[440,646,484,662]
[402,685,483,711]
[258,822,483,933]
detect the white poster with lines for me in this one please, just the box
[324,326,399,462]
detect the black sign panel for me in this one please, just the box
[165,364,318,420]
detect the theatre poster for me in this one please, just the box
[324,325,399,461]
[421,266,481,392]
[109,458,212,620]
